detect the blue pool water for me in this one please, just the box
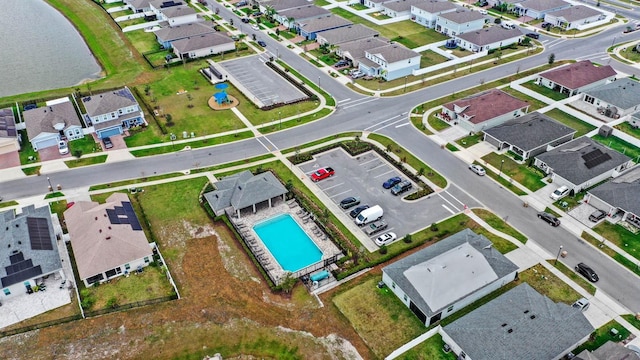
[253,214,323,272]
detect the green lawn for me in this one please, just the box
[259,108,333,134]
[129,131,254,157]
[547,260,597,295]
[89,172,186,191]
[622,314,640,330]
[619,46,640,63]
[456,133,483,148]
[420,50,448,68]
[520,80,568,101]
[125,29,161,54]
[614,121,640,140]
[349,3,369,10]
[572,320,631,354]
[581,232,640,278]
[472,209,527,243]
[592,134,640,161]
[396,333,456,360]
[64,155,108,168]
[501,86,550,111]
[281,132,362,154]
[518,263,581,304]
[544,108,596,137]
[22,166,41,176]
[124,124,165,147]
[18,131,39,165]
[427,113,450,131]
[481,152,546,191]
[593,221,640,260]
[474,161,527,196]
[69,136,102,157]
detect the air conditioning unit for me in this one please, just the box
[598,125,613,137]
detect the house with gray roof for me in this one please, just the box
[203,170,288,217]
[575,341,640,360]
[513,0,571,19]
[483,112,576,160]
[411,0,459,29]
[172,32,235,60]
[628,111,640,129]
[154,22,216,49]
[358,43,421,80]
[534,137,633,193]
[81,87,146,139]
[537,60,617,97]
[298,15,352,40]
[586,166,640,230]
[274,6,330,29]
[336,37,390,67]
[125,0,152,12]
[582,78,640,118]
[545,5,606,30]
[382,229,518,326]
[256,0,310,12]
[0,107,19,155]
[316,24,379,46]
[149,0,185,18]
[23,99,84,151]
[435,9,485,36]
[0,205,63,300]
[364,0,395,10]
[381,0,425,18]
[160,5,199,26]
[442,283,594,360]
[455,26,523,52]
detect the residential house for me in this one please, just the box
[358,43,420,80]
[0,205,64,300]
[439,89,530,133]
[149,0,185,18]
[23,99,84,151]
[125,0,152,12]
[298,15,352,40]
[544,5,606,30]
[537,60,617,97]
[81,87,147,139]
[64,193,153,287]
[513,0,572,19]
[364,0,394,10]
[442,283,594,360]
[483,112,576,160]
[582,78,640,118]
[628,111,640,128]
[586,166,640,230]
[487,0,520,10]
[154,22,216,49]
[382,229,518,326]
[172,32,235,60]
[575,341,640,360]
[316,24,379,46]
[203,170,288,217]
[0,107,20,155]
[336,37,390,67]
[257,0,310,13]
[455,26,522,52]
[411,1,459,29]
[435,9,485,36]
[275,6,330,29]
[160,6,199,26]
[534,137,633,193]
[381,0,425,18]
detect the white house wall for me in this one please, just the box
[168,14,199,26]
[386,55,421,80]
[412,7,457,28]
[457,35,522,52]
[460,108,527,133]
[83,255,152,288]
[436,17,485,36]
[179,42,236,59]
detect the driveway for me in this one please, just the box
[0,150,20,169]
[97,133,127,151]
[38,145,70,162]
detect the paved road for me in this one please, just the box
[3,4,640,311]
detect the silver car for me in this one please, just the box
[469,164,486,176]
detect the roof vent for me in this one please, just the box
[524,310,530,314]
[507,329,513,334]
[18,241,21,245]
[501,323,507,327]
[15,224,19,228]
[530,315,536,320]
[104,213,107,217]
[105,236,111,240]
[95,216,98,220]
[7,244,10,248]
[99,229,102,233]
[108,226,112,230]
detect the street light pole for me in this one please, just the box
[278,111,282,129]
[317,76,320,89]
[404,76,408,93]
[555,245,564,265]
[498,159,505,177]
[46,177,53,192]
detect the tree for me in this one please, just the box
[275,28,280,36]
[279,272,297,293]
[73,149,83,159]
[165,113,174,127]
[521,37,531,47]
[144,84,151,96]
[548,53,555,64]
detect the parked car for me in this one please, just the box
[350,204,370,218]
[589,209,607,222]
[501,21,516,29]
[383,176,402,189]
[364,220,388,236]
[541,22,552,29]
[103,137,114,149]
[235,0,247,7]
[391,180,412,196]
[572,298,590,312]
[550,185,570,200]
[526,32,540,39]
[340,196,361,209]
[251,24,260,31]
[252,11,263,16]
[537,211,560,226]
[257,40,267,47]
[334,60,349,68]
[478,9,488,15]
[351,71,365,79]
[375,232,397,246]
[575,262,599,282]
[241,17,250,23]
[58,140,69,155]
[355,205,383,225]
[469,164,486,176]
[311,167,334,182]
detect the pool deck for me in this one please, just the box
[230,198,342,284]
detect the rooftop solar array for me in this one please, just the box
[114,88,136,102]
[106,202,143,231]
[1,251,43,288]
[27,217,53,250]
[0,107,17,137]
[582,149,612,169]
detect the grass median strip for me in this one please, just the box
[64,155,108,168]
[581,231,640,277]
[547,260,596,295]
[130,131,254,157]
[472,208,527,244]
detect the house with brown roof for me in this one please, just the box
[435,9,485,36]
[439,89,530,133]
[536,60,616,97]
[455,26,523,52]
[359,43,421,80]
[64,193,153,287]
[544,5,606,30]
[0,107,20,155]
[172,32,235,60]
[23,99,84,151]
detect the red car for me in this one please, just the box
[311,167,334,182]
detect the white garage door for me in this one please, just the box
[35,138,58,150]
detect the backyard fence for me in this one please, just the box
[83,294,178,318]
[0,314,83,339]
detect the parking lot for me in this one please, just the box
[299,148,469,242]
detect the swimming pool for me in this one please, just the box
[253,213,323,272]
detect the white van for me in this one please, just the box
[501,21,516,29]
[550,185,570,200]
[355,205,383,226]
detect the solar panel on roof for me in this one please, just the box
[581,149,602,162]
[27,217,53,250]
[114,206,126,215]
[6,259,35,274]
[106,208,120,224]
[122,202,143,231]
[1,265,43,288]
[584,153,612,169]
[9,252,25,263]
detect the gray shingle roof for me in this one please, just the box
[583,78,640,110]
[443,283,594,360]
[456,26,522,46]
[412,0,458,13]
[260,0,311,11]
[517,0,570,11]
[0,206,62,288]
[539,60,617,90]
[126,0,152,10]
[299,14,352,33]
[366,43,420,63]
[382,229,518,318]
[575,341,640,360]
[204,170,288,212]
[383,0,426,12]
[154,22,216,43]
[82,87,139,117]
[171,32,234,53]
[161,5,196,18]
[546,5,602,22]
[484,111,576,152]
[23,100,82,141]
[338,37,390,59]
[278,5,330,20]
[438,9,485,23]
[535,137,632,185]
[589,166,640,217]
[317,24,379,45]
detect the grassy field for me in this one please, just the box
[472,208,527,244]
[125,29,160,54]
[427,113,450,131]
[396,333,456,360]
[280,132,361,154]
[593,221,640,260]
[420,50,449,68]
[548,260,597,295]
[501,86,550,111]
[572,320,631,354]
[581,231,640,278]
[592,134,640,161]
[481,153,546,192]
[456,133,482,148]
[614,121,640,140]
[64,154,108,168]
[545,108,596,137]
[68,136,102,156]
[18,131,39,165]
[474,160,528,196]
[520,80,568,101]
[619,46,640,63]
[518,263,581,304]
[129,131,254,157]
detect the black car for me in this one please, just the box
[257,40,267,47]
[350,204,370,218]
[241,17,250,23]
[537,211,560,226]
[575,262,599,282]
[340,197,361,209]
[526,32,540,39]
[103,137,114,149]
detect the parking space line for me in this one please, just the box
[370,227,394,238]
[367,163,387,172]
[374,169,396,178]
[442,204,455,215]
[359,158,379,166]
[338,98,351,103]
[371,117,408,133]
[320,182,345,191]
[329,189,352,198]
[438,192,460,212]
